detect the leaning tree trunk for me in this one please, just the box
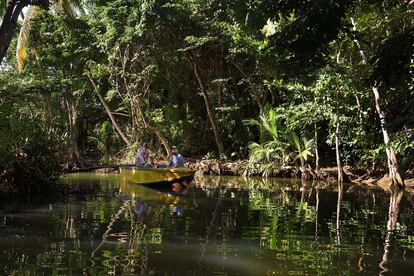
[133,96,172,157]
[351,18,404,188]
[87,73,132,147]
[0,0,30,64]
[188,56,224,156]
[232,60,266,145]
[121,73,172,157]
[372,85,404,187]
[231,60,264,111]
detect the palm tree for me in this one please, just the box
[285,129,314,170]
[244,108,315,178]
[0,0,84,68]
[0,0,32,64]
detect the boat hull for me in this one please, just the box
[119,165,195,186]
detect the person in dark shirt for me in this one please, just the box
[169,146,184,168]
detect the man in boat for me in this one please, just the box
[169,146,184,168]
[135,143,150,166]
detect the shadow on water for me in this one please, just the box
[1,173,414,275]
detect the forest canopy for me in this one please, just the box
[0,0,413,191]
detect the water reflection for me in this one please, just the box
[84,175,189,275]
[315,182,320,238]
[0,174,414,275]
[336,182,344,246]
[379,189,404,275]
[84,199,132,274]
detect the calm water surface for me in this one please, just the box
[1,173,414,275]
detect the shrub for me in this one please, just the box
[0,106,64,197]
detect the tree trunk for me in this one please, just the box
[314,122,320,175]
[0,0,30,64]
[231,61,264,111]
[133,97,172,157]
[313,95,320,177]
[335,119,343,183]
[87,73,132,147]
[40,92,53,119]
[121,72,172,157]
[372,85,404,187]
[34,49,54,119]
[355,95,364,128]
[351,17,404,188]
[335,89,344,183]
[188,56,224,156]
[63,94,81,163]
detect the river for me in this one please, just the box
[1,173,414,275]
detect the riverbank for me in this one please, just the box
[2,159,413,200]
[65,158,414,192]
[185,159,414,191]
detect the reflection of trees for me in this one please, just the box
[336,182,343,245]
[379,189,404,275]
[296,179,315,223]
[83,192,178,275]
[79,172,184,275]
[197,196,223,271]
[84,200,131,274]
[315,182,320,238]
[127,200,150,275]
[241,178,320,251]
[239,178,346,273]
[8,174,413,275]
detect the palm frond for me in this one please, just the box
[54,0,75,18]
[300,139,315,161]
[246,107,317,171]
[53,0,85,19]
[294,138,315,162]
[287,130,302,153]
[259,108,282,139]
[16,6,39,73]
[243,118,261,128]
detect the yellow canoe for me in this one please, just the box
[119,165,196,185]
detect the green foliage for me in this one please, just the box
[87,120,112,155]
[244,108,314,176]
[391,130,414,172]
[1,0,413,192]
[0,101,64,196]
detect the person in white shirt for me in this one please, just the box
[169,146,184,168]
[135,143,149,166]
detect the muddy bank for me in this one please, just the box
[186,159,351,179]
[66,158,414,192]
[185,159,414,191]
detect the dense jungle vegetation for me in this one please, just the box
[0,0,413,194]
